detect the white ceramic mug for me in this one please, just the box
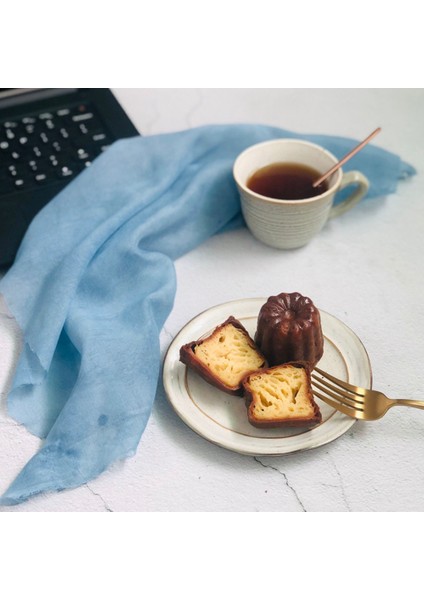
[233,139,369,249]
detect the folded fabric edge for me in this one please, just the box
[0,445,138,506]
[0,292,49,384]
[400,161,417,178]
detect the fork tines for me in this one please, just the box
[314,367,365,396]
[311,368,365,416]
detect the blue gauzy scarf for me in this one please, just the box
[0,124,415,505]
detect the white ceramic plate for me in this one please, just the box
[163,298,372,456]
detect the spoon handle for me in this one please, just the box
[312,127,381,188]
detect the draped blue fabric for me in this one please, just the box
[0,124,414,505]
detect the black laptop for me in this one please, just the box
[0,88,139,267]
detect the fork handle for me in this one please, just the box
[394,399,424,410]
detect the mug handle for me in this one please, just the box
[329,171,370,219]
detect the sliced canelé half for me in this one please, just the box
[180,316,266,395]
[243,362,322,428]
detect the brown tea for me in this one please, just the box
[247,162,328,200]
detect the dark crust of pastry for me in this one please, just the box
[255,292,324,368]
[242,361,322,428]
[179,316,266,396]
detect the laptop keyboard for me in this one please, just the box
[0,102,112,195]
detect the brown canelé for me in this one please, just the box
[255,292,324,368]
[179,316,266,396]
[242,362,322,428]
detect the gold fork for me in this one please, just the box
[311,367,424,420]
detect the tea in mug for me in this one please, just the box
[247,162,328,200]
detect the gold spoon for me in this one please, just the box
[313,127,381,188]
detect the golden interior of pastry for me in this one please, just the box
[247,365,315,420]
[194,324,265,388]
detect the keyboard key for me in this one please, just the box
[35,173,48,183]
[72,112,94,122]
[56,165,74,178]
[14,179,28,189]
[78,118,103,135]
[92,133,108,142]
[8,164,29,179]
[76,148,91,160]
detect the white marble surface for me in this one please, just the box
[1,88,423,512]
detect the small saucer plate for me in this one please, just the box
[163,298,372,456]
